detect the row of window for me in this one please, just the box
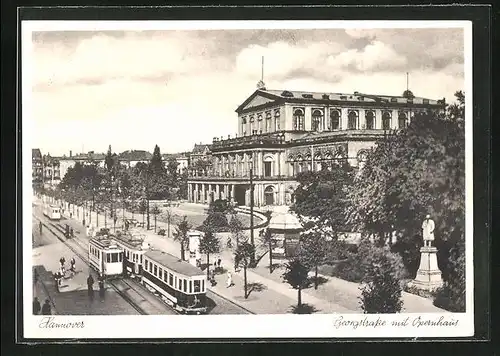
[124,248,143,264]
[293,108,411,131]
[89,246,123,263]
[144,258,204,294]
[241,110,281,135]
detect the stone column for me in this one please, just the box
[194,184,199,203]
[375,109,383,129]
[216,184,220,200]
[224,185,229,200]
[258,151,263,177]
[358,109,366,129]
[188,184,193,202]
[201,184,206,204]
[341,108,349,130]
[408,246,443,291]
[231,185,235,202]
[392,109,399,129]
[208,184,213,204]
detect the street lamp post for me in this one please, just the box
[249,163,256,267]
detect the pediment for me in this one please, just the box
[241,95,276,111]
[235,90,282,113]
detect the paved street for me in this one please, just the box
[40,196,447,314]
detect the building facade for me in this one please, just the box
[58,151,107,180]
[42,154,61,187]
[32,148,43,190]
[163,153,190,174]
[184,88,444,207]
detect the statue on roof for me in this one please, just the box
[257,80,266,90]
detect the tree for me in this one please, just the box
[359,246,405,314]
[434,235,465,312]
[173,216,191,261]
[228,213,245,250]
[297,229,327,289]
[150,145,164,174]
[347,92,465,276]
[234,242,255,299]
[259,228,274,273]
[201,210,229,232]
[199,229,220,279]
[151,205,161,232]
[291,163,354,241]
[138,199,147,227]
[282,259,309,308]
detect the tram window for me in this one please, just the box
[201,279,205,292]
[169,273,173,286]
[149,261,153,272]
[174,277,177,289]
[144,260,148,271]
[126,250,129,259]
[163,271,168,283]
[189,281,192,294]
[183,280,187,292]
[178,278,182,290]
[119,252,123,262]
[110,253,118,263]
[153,265,158,276]
[194,280,201,293]
[140,255,143,264]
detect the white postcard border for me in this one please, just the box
[22,19,474,339]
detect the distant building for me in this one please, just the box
[42,154,61,187]
[32,148,43,190]
[162,153,190,174]
[188,143,212,168]
[187,87,445,207]
[118,150,153,168]
[58,150,106,180]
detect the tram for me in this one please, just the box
[88,237,124,278]
[112,232,149,278]
[142,249,208,314]
[43,204,61,220]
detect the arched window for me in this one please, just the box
[293,109,305,131]
[249,116,255,134]
[329,109,340,130]
[311,109,323,131]
[265,112,272,132]
[348,110,358,130]
[241,117,247,136]
[398,112,407,129]
[274,109,281,131]
[257,114,263,133]
[382,111,392,130]
[365,111,375,129]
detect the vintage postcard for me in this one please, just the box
[22,19,474,339]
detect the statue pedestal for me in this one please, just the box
[408,246,443,291]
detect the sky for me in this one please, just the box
[27,26,465,157]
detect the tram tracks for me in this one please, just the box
[33,214,172,315]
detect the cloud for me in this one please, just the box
[28,28,465,156]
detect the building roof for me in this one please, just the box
[69,152,107,161]
[118,150,153,161]
[192,144,212,154]
[145,249,205,277]
[236,88,445,113]
[268,207,303,231]
[162,153,189,160]
[32,149,42,159]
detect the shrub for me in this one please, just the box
[391,234,421,278]
[209,199,228,214]
[158,229,166,236]
[359,246,405,314]
[433,237,465,312]
[202,211,229,231]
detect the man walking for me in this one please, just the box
[41,299,52,315]
[33,297,41,315]
[87,274,95,301]
[39,221,43,236]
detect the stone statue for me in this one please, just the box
[422,214,435,247]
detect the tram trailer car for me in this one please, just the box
[112,234,148,278]
[43,204,61,220]
[88,237,124,278]
[142,249,208,314]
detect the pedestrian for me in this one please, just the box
[41,299,51,315]
[217,258,222,268]
[70,227,74,238]
[39,221,43,235]
[54,271,61,292]
[226,271,233,288]
[87,274,94,300]
[98,278,105,300]
[70,257,76,274]
[33,268,39,285]
[33,297,41,315]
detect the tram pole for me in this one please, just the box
[249,167,255,267]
